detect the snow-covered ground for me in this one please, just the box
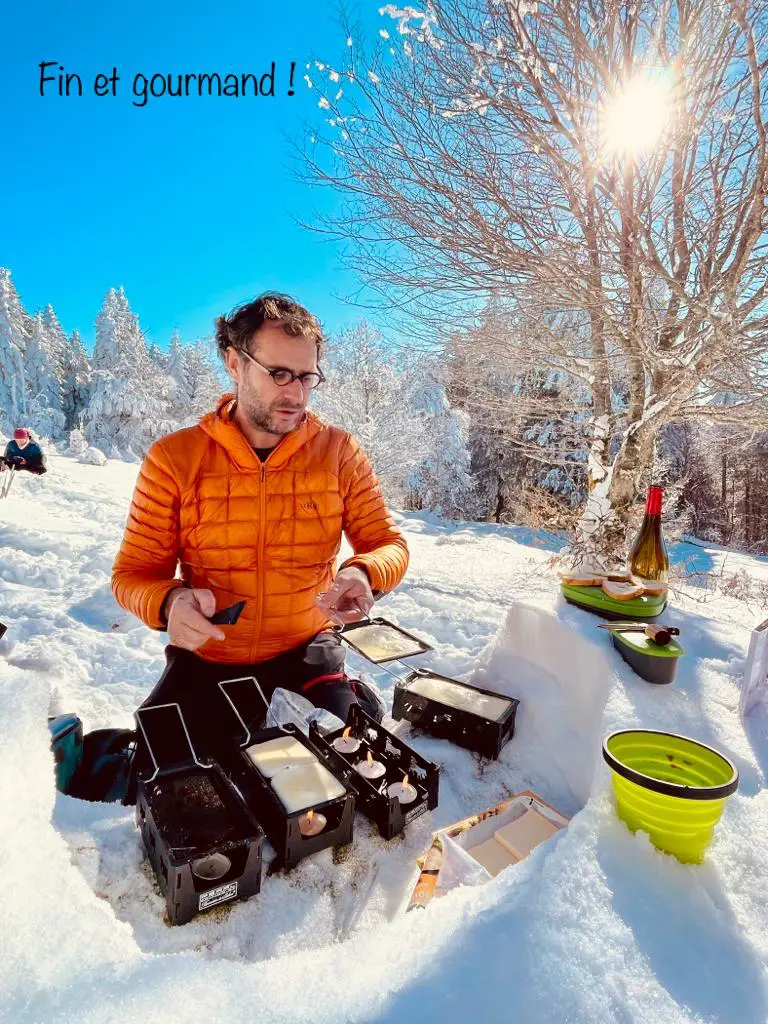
[1,453,767,1024]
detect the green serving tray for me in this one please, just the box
[561,583,667,621]
[610,630,684,684]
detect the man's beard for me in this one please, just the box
[238,389,304,437]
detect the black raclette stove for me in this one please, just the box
[135,702,264,926]
[217,678,355,872]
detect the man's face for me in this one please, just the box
[224,323,319,439]
[16,437,29,449]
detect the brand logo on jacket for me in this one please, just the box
[299,500,319,512]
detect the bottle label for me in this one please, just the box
[646,487,663,516]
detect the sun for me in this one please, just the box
[601,73,673,159]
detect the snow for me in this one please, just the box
[2,453,768,1023]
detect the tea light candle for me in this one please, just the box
[354,749,386,781]
[271,762,346,813]
[406,674,511,722]
[387,773,418,805]
[190,852,232,880]
[297,808,327,837]
[245,736,317,778]
[332,726,361,755]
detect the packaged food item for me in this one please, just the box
[467,836,519,877]
[493,808,560,859]
[408,791,568,911]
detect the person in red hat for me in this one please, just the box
[2,428,47,476]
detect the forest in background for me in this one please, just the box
[1,266,765,556]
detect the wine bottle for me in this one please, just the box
[628,486,669,583]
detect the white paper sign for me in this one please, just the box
[740,618,768,717]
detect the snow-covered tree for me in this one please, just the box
[405,363,474,517]
[24,314,66,439]
[148,341,168,372]
[85,287,175,454]
[166,330,193,421]
[41,304,69,383]
[444,308,590,526]
[312,322,431,504]
[164,332,224,424]
[0,268,31,434]
[92,287,149,376]
[185,340,225,419]
[306,0,768,564]
[61,329,91,431]
[167,330,185,379]
[68,425,88,456]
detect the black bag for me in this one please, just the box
[66,728,136,804]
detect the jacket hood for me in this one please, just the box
[197,393,327,471]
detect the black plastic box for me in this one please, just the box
[314,705,439,840]
[217,678,355,872]
[135,703,264,926]
[392,669,520,761]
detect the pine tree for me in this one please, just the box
[167,329,192,421]
[61,329,91,430]
[24,314,66,439]
[92,286,149,377]
[148,341,168,371]
[85,287,174,454]
[185,340,224,420]
[41,304,69,383]
[0,268,32,434]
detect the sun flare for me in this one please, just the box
[601,74,672,159]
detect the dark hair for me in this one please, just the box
[215,292,325,360]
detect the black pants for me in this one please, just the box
[4,459,46,475]
[128,631,376,798]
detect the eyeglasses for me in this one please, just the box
[238,348,325,390]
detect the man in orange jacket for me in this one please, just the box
[112,292,409,776]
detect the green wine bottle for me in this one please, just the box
[629,486,669,583]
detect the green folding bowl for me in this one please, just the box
[602,730,738,863]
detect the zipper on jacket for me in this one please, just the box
[251,461,267,661]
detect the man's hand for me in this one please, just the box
[165,588,225,651]
[316,566,374,626]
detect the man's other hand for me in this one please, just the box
[316,566,374,626]
[165,588,226,650]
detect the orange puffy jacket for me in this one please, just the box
[112,395,409,664]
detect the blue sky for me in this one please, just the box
[1,1,385,351]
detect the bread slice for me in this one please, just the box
[633,577,668,596]
[494,808,561,860]
[559,572,604,588]
[601,579,644,601]
[468,837,519,877]
[604,571,634,583]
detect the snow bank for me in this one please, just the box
[1,453,768,1023]
[78,446,107,466]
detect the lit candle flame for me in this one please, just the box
[343,726,351,739]
[306,808,314,825]
[367,750,373,766]
[403,774,409,788]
